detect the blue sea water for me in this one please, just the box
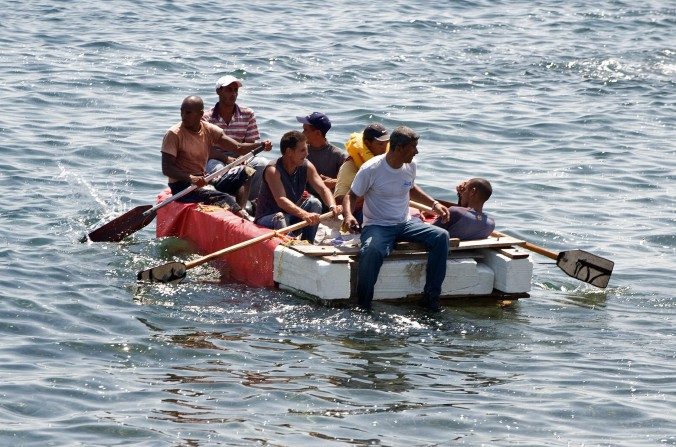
[0,1,674,445]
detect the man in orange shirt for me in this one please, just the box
[161,96,271,220]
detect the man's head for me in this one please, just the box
[362,123,389,156]
[180,96,204,131]
[297,112,331,146]
[280,130,308,155]
[458,178,493,207]
[389,126,419,163]
[215,75,243,106]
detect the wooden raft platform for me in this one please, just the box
[285,235,529,262]
[273,236,533,303]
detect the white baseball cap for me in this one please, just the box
[216,75,243,89]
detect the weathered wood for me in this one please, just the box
[322,255,354,263]
[289,245,359,256]
[291,236,524,258]
[496,247,530,259]
[454,235,524,250]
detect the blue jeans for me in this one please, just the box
[357,220,449,310]
[254,196,323,242]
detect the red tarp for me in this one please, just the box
[155,189,283,288]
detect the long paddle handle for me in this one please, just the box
[144,145,265,216]
[491,230,557,260]
[184,211,335,270]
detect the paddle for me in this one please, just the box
[409,200,614,288]
[85,145,265,243]
[137,211,335,283]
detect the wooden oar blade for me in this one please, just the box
[556,249,614,288]
[87,205,155,242]
[137,261,187,284]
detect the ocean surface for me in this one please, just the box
[1,1,674,445]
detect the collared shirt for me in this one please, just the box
[203,102,260,146]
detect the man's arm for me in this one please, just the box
[410,184,450,223]
[307,163,340,217]
[265,166,319,225]
[342,190,362,233]
[214,127,272,156]
[319,174,338,191]
[215,132,262,156]
[161,131,207,187]
[162,153,206,187]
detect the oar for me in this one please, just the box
[85,145,265,243]
[491,230,614,288]
[409,201,614,288]
[137,211,335,283]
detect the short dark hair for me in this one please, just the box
[280,130,307,154]
[469,178,493,201]
[389,126,419,152]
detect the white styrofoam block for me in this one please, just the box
[373,257,494,299]
[480,249,533,293]
[273,246,351,300]
[274,245,532,301]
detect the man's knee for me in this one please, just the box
[360,236,388,261]
[302,196,322,214]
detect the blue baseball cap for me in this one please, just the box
[296,112,331,136]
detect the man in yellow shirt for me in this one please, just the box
[334,123,389,222]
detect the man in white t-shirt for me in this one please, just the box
[342,126,451,311]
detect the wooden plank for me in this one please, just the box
[289,244,359,257]
[496,247,530,259]
[322,255,354,263]
[289,236,523,257]
[453,235,524,251]
[394,241,426,251]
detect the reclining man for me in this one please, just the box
[432,178,495,240]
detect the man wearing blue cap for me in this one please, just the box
[296,112,346,207]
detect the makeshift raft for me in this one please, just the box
[155,189,533,304]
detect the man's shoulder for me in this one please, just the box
[202,121,223,133]
[235,104,256,117]
[203,103,218,120]
[339,158,358,173]
[361,154,385,169]
[166,122,182,134]
[327,142,343,152]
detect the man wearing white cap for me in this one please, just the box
[203,75,271,203]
